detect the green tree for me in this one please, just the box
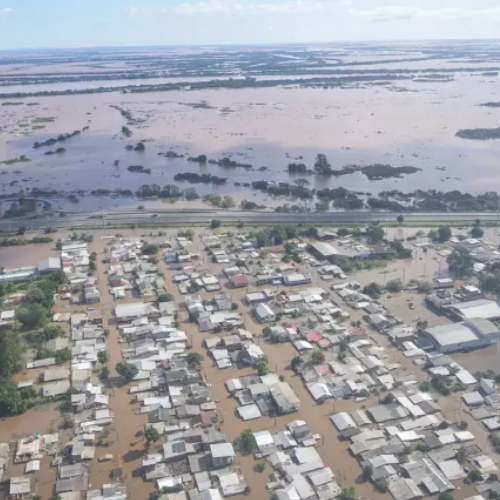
[220,195,235,209]
[235,429,257,454]
[16,304,48,329]
[385,279,404,293]
[437,226,452,242]
[142,244,159,255]
[0,330,25,378]
[447,246,473,277]
[471,226,484,238]
[419,381,431,392]
[311,350,325,365]
[397,215,404,224]
[438,493,454,500]
[210,219,221,229]
[144,426,160,448]
[262,327,272,337]
[338,487,358,500]
[291,356,303,371]
[362,282,383,299]
[98,350,108,364]
[417,281,433,294]
[468,469,483,483]
[362,465,373,481]
[186,352,204,369]
[0,378,29,417]
[366,223,385,244]
[256,358,269,376]
[55,348,71,364]
[100,366,110,380]
[254,462,266,472]
[158,293,173,302]
[382,393,395,404]
[116,362,138,382]
[42,325,64,341]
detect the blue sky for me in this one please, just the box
[1,0,500,49]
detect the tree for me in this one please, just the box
[0,378,29,417]
[385,279,404,293]
[16,304,47,329]
[362,465,373,481]
[144,426,160,448]
[437,226,452,242]
[397,215,404,224]
[362,282,383,299]
[366,224,385,244]
[42,325,64,341]
[55,348,71,364]
[89,260,96,271]
[468,469,483,483]
[0,330,25,378]
[417,280,433,294]
[116,362,138,382]
[311,350,325,365]
[235,429,257,454]
[158,293,173,303]
[142,244,159,255]
[471,226,484,238]
[416,320,428,331]
[98,350,108,364]
[438,493,454,500]
[262,327,272,337]
[184,188,200,200]
[447,246,473,277]
[255,358,269,376]
[291,356,303,371]
[210,219,221,229]
[100,366,110,380]
[419,381,431,392]
[254,462,266,472]
[187,352,204,369]
[338,487,358,500]
[359,389,370,398]
[220,195,235,209]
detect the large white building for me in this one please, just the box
[423,319,500,353]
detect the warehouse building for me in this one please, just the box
[308,242,342,261]
[444,299,500,322]
[423,319,500,353]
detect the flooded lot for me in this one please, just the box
[1,72,500,212]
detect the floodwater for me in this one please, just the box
[1,72,500,212]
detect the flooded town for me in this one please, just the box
[2,220,500,500]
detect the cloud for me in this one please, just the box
[124,0,328,17]
[0,7,12,17]
[349,5,500,22]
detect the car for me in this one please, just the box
[151,213,158,217]
[87,307,96,311]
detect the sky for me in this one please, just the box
[1,0,500,49]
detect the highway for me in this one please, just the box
[0,209,499,233]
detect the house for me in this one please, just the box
[210,443,235,468]
[270,382,300,414]
[255,303,275,323]
[229,274,249,288]
[9,477,30,498]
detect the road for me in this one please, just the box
[1,209,499,232]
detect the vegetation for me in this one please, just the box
[338,487,358,500]
[362,282,383,299]
[144,426,160,448]
[456,127,500,140]
[234,429,257,454]
[254,462,266,472]
[98,350,108,364]
[55,348,71,364]
[186,352,204,369]
[256,357,269,376]
[142,244,159,255]
[366,223,385,243]
[158,293,174,302]
[447,246,473,277]
[382,393,395,404]
[116,362,139,382]
[417,280,433,294]
[362,465,373,481]
[419,381,431,392]
[291,356,303,372]
[211,219,221,229]
[438,493,454,500]
[385,279,404,293]
[311,350,325,365]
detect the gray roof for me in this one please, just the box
[210,443,235,458]
[56,476,89,493]
[38,257,61,271]
[425,323,479,347]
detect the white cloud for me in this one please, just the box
[349,5,500,22]
[125,0,328,17]
[0,7,13,17]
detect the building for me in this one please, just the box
[444,299,500,322]
[114,302,159,322]
[283,274,312,286]
[229,274,249,288]
[270,382,300,414]
[210,443,235,468]
[423,319,500,354]
[308,242,342,261]
[255,303,275,323]
[38,258,62,275]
